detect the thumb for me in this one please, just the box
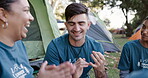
[40,61,48,70]
[45,65,56,70]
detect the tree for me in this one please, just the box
[106,0,148,37]
[49,0,148,37]
[104,18,111,27]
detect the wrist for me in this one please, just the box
[72,73,80,78]
[94,68,107,78]
[97,70,106,78]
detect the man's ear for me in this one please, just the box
[87,21,91,30]
[0,8,7,22]
[64,22,68,28]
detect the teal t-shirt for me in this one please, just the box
[118,40,148,72]
[0,40,34,78]
[44,34,104,78]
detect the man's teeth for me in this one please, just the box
[26,25,30,27]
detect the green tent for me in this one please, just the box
[22,0,61,60]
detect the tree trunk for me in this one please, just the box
[125,23,133,37]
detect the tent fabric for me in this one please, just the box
[23,0,61,59]
[24,0,120,60]
[87,12,120,52]
[128,29,141,40]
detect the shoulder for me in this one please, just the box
[86,35,104,53]
[125,40,139,45]
[51,34,68,43]
[47,34,68,49]
[86,35,102,46]
[123,40,140,48]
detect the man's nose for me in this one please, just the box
[73,24,80,31]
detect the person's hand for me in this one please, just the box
[73,58,89,78]
[56,61,76,78]
[90,51,106,78]
[38,61,76,78]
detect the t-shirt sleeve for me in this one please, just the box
[44,40,60,66]
[95,42,104,55]
[98,43,104,55]
[118,43,131,71]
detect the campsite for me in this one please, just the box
[21,0,145,78]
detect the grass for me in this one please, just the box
[90,34,131,78]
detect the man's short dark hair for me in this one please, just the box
[65,3,88,21]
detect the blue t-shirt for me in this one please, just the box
[44,34,104,78]
[0,40,34,78]
[118,40,148,72]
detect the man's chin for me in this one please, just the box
[73,37,83,41]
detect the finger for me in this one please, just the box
[45,65,56,70]
[91,54,100,65]
[40,61,48,70]
[58,62,73,71]
[82,58,86,61]
[92,51,102,63]
[75,60,89,68]
[69,63,76,74]
[77,58,82,61]
[92,51,105,65]
[75,59,89,65]
[97,52,105,61]
[61,62,76,74]
[80,64,89,68]
[89,62,97,68]
[57,62,68,71]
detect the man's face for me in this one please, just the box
[141,20,148,41]
[65,14,91,41]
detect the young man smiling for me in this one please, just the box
[44,3,107,78]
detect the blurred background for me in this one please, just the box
[29,0,148,77]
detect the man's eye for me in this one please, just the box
[68,22,75,26]
[79,22,85,26]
